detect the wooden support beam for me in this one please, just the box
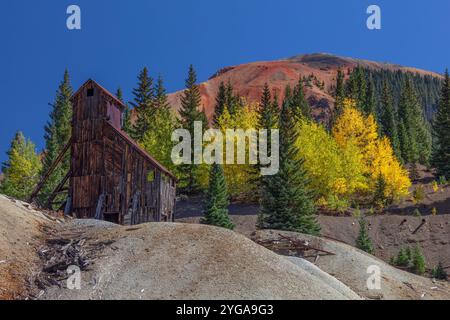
[45,170,72,209]
[28,138,72,203]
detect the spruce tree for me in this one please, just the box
[291,78,311,119]
[333,69,346,125]
[431,69,450,179]
[178,65,208,194]
[154,75,170,111]
[260,93,320,235]
[116,88,133,135]
[379,81,401,160]
[398,77,431,164]
[356,215,374,254]
[41,69,73,204]
[412,243,426,275]
[213,81,227,126]
[0,132,42,200]
[365,74,376,116]
[130,67,154,142]
[201,163,234,230]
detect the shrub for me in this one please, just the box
[413,208,422,217]
[438,175,448,186]
[432,181,439,193]
[431,207,438,216]
[412,244,426,275]
[412,185,425,204]
[431,262,448,280]
[356,215,374,254]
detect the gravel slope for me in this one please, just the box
[38,221,357,300]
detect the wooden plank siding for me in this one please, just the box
[68,79,176,225]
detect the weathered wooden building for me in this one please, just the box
[30,79,176,225]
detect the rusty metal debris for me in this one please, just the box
[255,234,335,258]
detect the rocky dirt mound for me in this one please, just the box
[36,220,359,300]
[252,230,450,300]
[0,194,55,299]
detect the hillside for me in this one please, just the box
[1,194,449,300]
[166,53,443,123]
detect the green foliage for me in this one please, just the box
[379,81,401,160]
[41,70,73,205]
[291,78,311,120]
[398,78,432,164]
[373,175,391,208]
[413,208,422,217]
[431,70,450,179]
[431,262,448,280]
[332,69,346,125]
[412,185,425,204]
[260,94,320,235]
[201,164,234,230]
[412,244,426,275]
[392,247,412,268]
[130,67,155,142]
[213,81,242,125]
[116,88,133,135]
[356,215,374,254]
[0,132,42,200]
[438,175,448,185]
[178,65,208,194]
[140,106,178,173]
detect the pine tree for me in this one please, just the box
[260,93,320,235]
[365,74,376,116]
[379,81,401,160]
[356,215,374,254]
[291,78,311,119]
[431,261,448,280]
[373,175,388,208]
[412,243,426,275]
[41,69,73,204]
[201,163,234,230]
[213,81,227,126]
[398,77,431,164]
[0,132,42,200]
[431,69,450,179]
[178,65,208,194]
[130,67,154,142]
[116,88,133,135]
[154,75,170,111]
[333,69,346,125]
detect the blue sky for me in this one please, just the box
[1,0,449,165]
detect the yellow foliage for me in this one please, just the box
[296,119,366,200]
[217,103,260,199]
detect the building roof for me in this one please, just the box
[105,122,177,181]
[71,79,126,111]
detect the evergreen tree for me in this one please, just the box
[130,67,154,142]
[356,215,374,254]
[154,75,170,111]
[431,69,450,179]
[116,88,133,135]
[333,69,346,125]
[373,175,389,208]
[291,78,311,119]
[260,93,320,235]
[201,163,234,230]
[213,81,227,126]
[379,81,401,160]
[41,69,73,204]
[365,74,377,116]
[398,77,432,164]
[178,65,208,194]
[0,132,42,200]
[412,243,426,275]
[431,261,448,280]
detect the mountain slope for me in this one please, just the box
[167,53,443,123]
